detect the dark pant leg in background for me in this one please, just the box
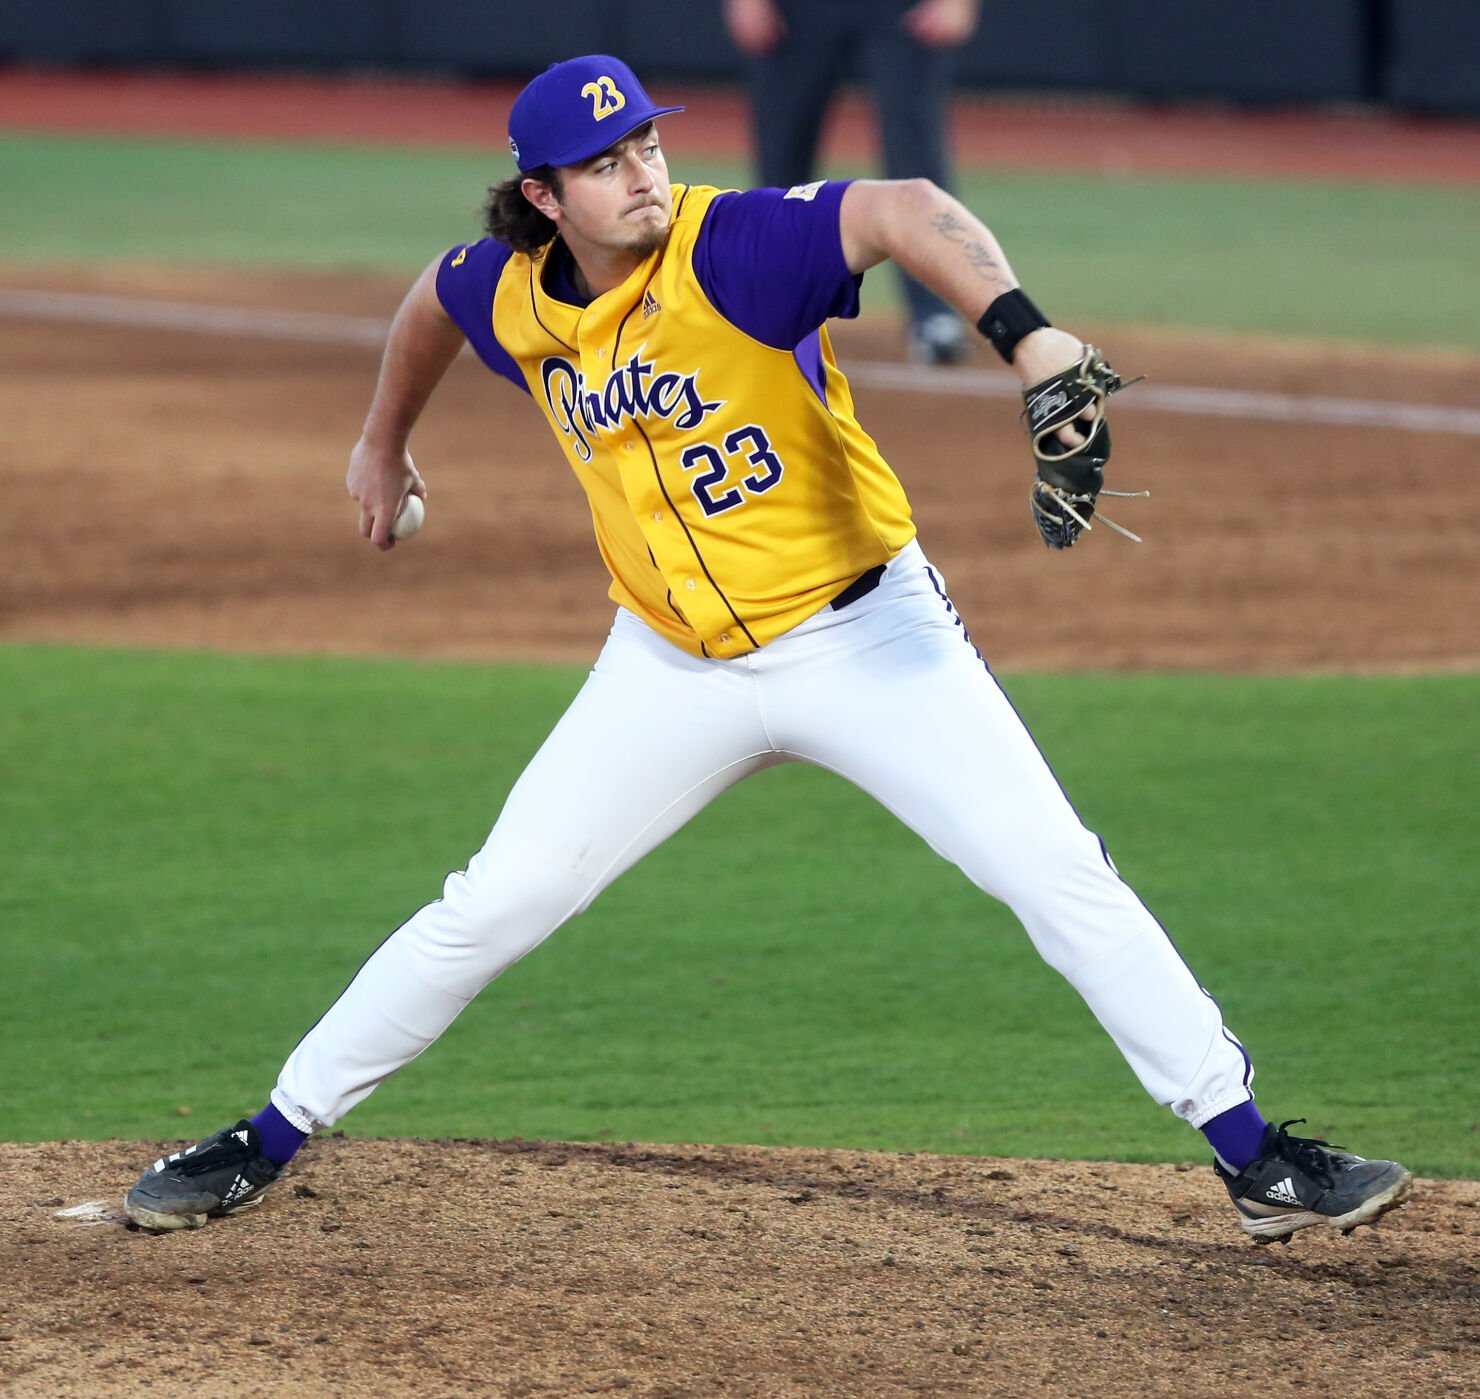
[861,0,962,334]
[746,0,967,360]
[745,1,860,188]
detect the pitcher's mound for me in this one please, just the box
[7,1136,1477,1397]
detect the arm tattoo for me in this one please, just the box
[933,210,969,240]
[930,209,1007,287]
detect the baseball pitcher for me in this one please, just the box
[125,56,1411,1244]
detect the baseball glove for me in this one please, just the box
[1023,346,1147,549]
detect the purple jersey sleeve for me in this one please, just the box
[692,181,863,350]
[434,240,528,394]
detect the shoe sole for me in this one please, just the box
[1238,1168,1413,1242]
[123,1192,266,1232]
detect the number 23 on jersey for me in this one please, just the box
[680,425,784,517]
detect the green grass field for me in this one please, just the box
[2,132,1478,349]
[3,646,1474,1176]
[3,128,1475,1177]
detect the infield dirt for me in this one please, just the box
[4,1137,1478,1398]
[3,263,1479,672]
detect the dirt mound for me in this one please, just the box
[5,1137,1476,1398]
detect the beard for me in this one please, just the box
[626,224,672,260]
[556,195,673,283]
[615,198,672,260]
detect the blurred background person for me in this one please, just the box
[724,0,982,365]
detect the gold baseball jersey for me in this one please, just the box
[437,180,916,658]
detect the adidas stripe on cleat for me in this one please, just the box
[124,1119,281,1231]
[1263,1176,1302,1207]
[1215,1118,1412,1243]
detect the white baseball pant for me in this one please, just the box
[273,541,1253,1133]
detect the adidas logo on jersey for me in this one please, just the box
[1264,1176,1301,1206]
[642,290,660,319]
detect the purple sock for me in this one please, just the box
[250,1102,309,1167]
[1201,1099,1270,1172]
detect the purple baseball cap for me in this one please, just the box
[508,55,684,172]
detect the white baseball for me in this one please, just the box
[392,494,426,540]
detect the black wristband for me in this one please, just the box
[976,289,1051,364]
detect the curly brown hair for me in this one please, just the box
[481,167,563,255]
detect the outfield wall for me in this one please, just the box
[0,0,1476,114]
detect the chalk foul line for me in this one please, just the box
[5,288,1479,438]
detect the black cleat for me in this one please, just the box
[124,1119,281,1231]
[1215,1118,1412,1243]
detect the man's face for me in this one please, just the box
[537,124,673,262]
